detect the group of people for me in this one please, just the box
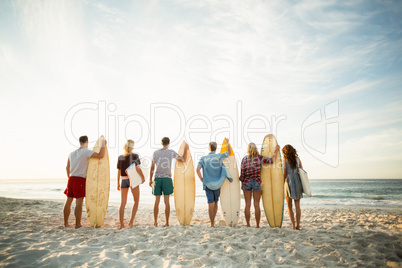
[63,136,304,230]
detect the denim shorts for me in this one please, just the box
[243,179,262,191]
[205,187,220,203]
[121,178,130,189]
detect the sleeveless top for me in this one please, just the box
[284,158,303,200]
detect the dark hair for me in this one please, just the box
[162,137,170,146]
[282,144,298,169]
[79,136,88,145]
[209,142,217,152]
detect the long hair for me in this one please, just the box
[124,139,135,155]
[247,143,259,163]
[282,144,298,169]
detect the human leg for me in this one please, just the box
[63,197,73,227]
[208,202,215,227]
[243,190,252,227]
[295,199,301,230]
[75,197,84,228]
[119,187,129,228]
[152,177,164,227]
[285,196,295,229]
[153,195,161,227]
[213,202,218,220]
[129,186,140,228]
[164,195,170,227]
[205,187,220,227]
[253,190,262,228]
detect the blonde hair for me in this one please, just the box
[247,143,259,158]
[124,139,135,155]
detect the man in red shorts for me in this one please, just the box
[64,136,106,228]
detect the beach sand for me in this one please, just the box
[0,197,401,267]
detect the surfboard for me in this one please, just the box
[173,141,195,226]
[125,161,148,189]
[299,167,312,197]
[220,139,241,227]
[260,134,283,228]
[85,136,110,228]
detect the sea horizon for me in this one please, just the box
[1,178,401,208]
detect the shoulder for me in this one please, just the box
[198,155,206,162]
[169,149,178,154]
[169,149,179,157]
[131,153,140,159]
[83,148,94,156]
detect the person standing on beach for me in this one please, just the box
[240,142,280,228]
[117,139,145,229]
[196,139,232,228]
[282,144,303,230]
[149,137,186,227]
[64,136,106,229]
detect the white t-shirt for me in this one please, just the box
[69,148,94,178]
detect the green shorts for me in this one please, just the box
[152,177,173,196]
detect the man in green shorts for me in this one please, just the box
[149,137,187,227]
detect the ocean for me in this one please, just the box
[0,179,401,208]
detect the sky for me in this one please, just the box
[0,0,401,180]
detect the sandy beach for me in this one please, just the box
[0,197,401,267]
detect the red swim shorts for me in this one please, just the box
[64,176,86,198]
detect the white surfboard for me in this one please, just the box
[126,162,144,189]
[299,167,312,197]
[220,139,241,227]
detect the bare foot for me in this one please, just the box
[296,226,300,230]
[128,223,134,228]
[64,223,69,227]
[154,222,158,227]
[164,223,169,227]
[246,224,251,227]
[119,225,125,229]
[75,224,82,229]
[256,226,260,228]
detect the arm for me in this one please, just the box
[271,145,280,162]
[299,159,303,169]
[66,159,70,178]
[283,160,287,182]
[149,161,155,187]
[91,140,107,159]
[117,170,121,191]
[136,165,145,183]
[239,158,246,189]
[176,145,188,162]
[225,138,232,155]
[196,166,203,182]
